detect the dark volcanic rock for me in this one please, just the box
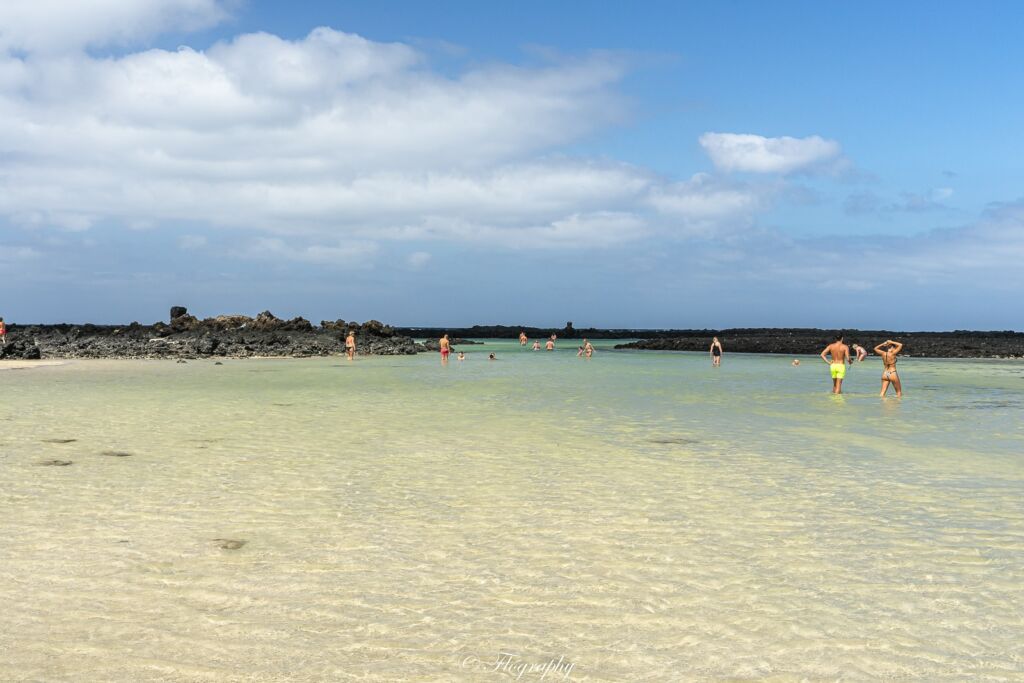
[0,339,42,360]
[7,309,419,360]
[170,306,188,320]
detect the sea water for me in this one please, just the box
[1,341,1022,681]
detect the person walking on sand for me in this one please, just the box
[440,334,451,362]
[345,330,356,360]
[519,331,528,346]
[710,337,723,367]
[874,339,904,397]
[820,333,851,394]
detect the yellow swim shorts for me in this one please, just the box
[830,362,846,379]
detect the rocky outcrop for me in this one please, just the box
[0,339,42,360]
[4,309,419,360]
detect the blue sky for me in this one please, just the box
[1,1,1022,329]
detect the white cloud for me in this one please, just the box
[0,0,229,54]
[237,238,379,266]
[647,173,772,234]
[0,17,814,257]
[0,26,682,249]
[406,251,431,269]
[178,234,207,249]
[0,244,38,262]
[699,132,842,174]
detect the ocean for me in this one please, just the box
[2,340,1022,681]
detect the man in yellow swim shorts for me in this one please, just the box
[820,332,851,394]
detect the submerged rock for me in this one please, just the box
[37,459,73,466]
[213,538,247,550]
[101,450,133,457]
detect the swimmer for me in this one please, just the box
[584,339,594,358]
[874,339,904,397]
[820,332,850,394]
[457,351,465,361]
[577,346,584,357]
[532,340,541,351]
[710,336,723,367]
[440,334,451,363]
[345,330,356,360]
[545,339,554,351]
[519,331,528,346]
[488,353,496,360]
[792,359,801,366]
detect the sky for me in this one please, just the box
[1,0,1022,329]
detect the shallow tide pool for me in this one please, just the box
[2,342,1023,681]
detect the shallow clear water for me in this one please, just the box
[2,342,1023,681]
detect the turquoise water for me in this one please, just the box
[2,343,1023,681]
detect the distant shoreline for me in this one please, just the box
[3,314,1021,360]
[398,326,1024,359]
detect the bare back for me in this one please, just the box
[825,342,849,364]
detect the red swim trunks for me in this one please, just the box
[441,348,450,358]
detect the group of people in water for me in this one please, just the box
[714,333,903,396]
[819,333,903,397]
[343,327,904,398]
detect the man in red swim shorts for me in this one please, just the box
[440,334,451,362]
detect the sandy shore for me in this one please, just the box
[0,360,66,371]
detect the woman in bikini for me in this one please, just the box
[874,339,904,397]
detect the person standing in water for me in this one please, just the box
[820,333,851,394]
[852,344,868,362]
[519,331,528,346]
[709,337,723,367]
[345,330,356,360]
[0,317,6,345]
[545,338,555,351]
[532,340,541,351]
[583,339,594,358]
[440,334,451,363]
[874,339,904,397]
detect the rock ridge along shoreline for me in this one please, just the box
[0,307,419,360]
[2,310,1021,360]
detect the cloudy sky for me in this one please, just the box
[1,1,1022,328]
